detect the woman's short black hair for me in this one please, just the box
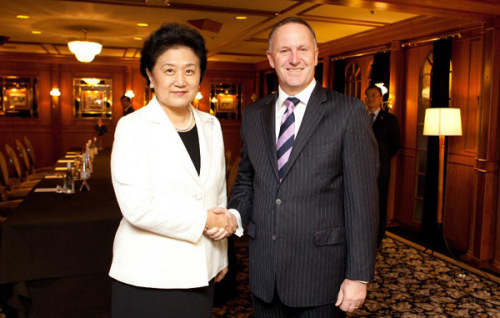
[140,23,207,85]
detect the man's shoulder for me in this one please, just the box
[245,94,276,112]
[380,109,399,121]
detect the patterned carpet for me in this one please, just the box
[213,236,500,317]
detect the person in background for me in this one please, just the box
[109,23,237,318]
[120,95,135,116]
[365,84,401,247]
[214,17,379,317]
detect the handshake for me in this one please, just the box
[204,207,238,241]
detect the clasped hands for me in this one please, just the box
[204,207,237,241]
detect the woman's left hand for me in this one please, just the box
[215,267,228,283]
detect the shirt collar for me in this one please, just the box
[277,79,316,111]
[371,106,382,117]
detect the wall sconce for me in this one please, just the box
[211,96,217,104]
[193,92,203,108]
[50,88,61,109]
[125,90,135,99]
[50,88,61,97]
[375,82,388,95]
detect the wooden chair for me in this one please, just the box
[5,144,42,183]
[0,185,22,218]
[23,136,53,173]
[15,140,48,178]
[0,150,37,193]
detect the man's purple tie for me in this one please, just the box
[277,97,300,182]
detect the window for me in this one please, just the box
[414,52,452,222]
[344,62,362,98]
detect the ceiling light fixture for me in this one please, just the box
[82,78,100,86]
[137,23,149,27]
[68,29,102,63]
[16,15,30,19]
[235,16,247,20]
[31,31,42,35]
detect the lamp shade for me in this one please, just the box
[68,40,102,63]
[423,108,462,136]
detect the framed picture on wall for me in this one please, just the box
[216,94,237,113]
[82,90,106,112]
[73,78,112,118]
[6,88,30,110]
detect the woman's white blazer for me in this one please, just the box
[109,97,227,289]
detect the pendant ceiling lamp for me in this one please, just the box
[68,29,102,63]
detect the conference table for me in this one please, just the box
[0,149,121,317]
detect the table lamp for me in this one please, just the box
[423,107,462,224]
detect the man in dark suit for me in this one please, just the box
[120,95,135,116]
[364,85,401,247]
[227,17,379,317]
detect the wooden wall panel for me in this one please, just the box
[0,54,254,172]
[393,44,432,229]
[443,162,474,250]
[395,150,418,229]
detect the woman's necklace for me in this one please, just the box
[174,106,194,132]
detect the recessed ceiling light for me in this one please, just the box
[16,15,30,19]
[32,31,42,34]
[235,16,247,20]
[137,23,148,27]
[133,37,143,41]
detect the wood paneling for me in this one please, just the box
[310,0,500,20]
[395,152,418,229]
[0,54,255,171]
[443,162,474,250]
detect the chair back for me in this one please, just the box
[5,144,24,181]
[16,140,33,175]
[0,152,12,191]
[24,136,37,168]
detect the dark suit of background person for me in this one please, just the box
[228,17,379,317]
[120,95,135,116]
[365,85,401,247]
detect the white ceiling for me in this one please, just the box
[0,0,472,63]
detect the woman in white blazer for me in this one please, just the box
[110,24,236,317]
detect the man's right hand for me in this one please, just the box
[205,208,237,240]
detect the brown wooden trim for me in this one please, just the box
[318,16,481,58]
[58,0,279,17]
[300,0,500,20]
[301,15,387,27]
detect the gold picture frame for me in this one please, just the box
[6,88,29,110]
[216,94,237,113]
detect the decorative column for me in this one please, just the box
[50,63,61,163]
[387,41,403,226]
[464,17,500,272]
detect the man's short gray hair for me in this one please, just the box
[268,17,318,51]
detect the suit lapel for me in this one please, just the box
[261,94,280,181]
[281,83,328,181]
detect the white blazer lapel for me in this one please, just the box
[193,109,213,186]
[146,98,201,183]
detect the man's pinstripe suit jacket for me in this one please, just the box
[229,82,380,307]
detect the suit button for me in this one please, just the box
[195,193,202,200]
[276,199,282,205]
